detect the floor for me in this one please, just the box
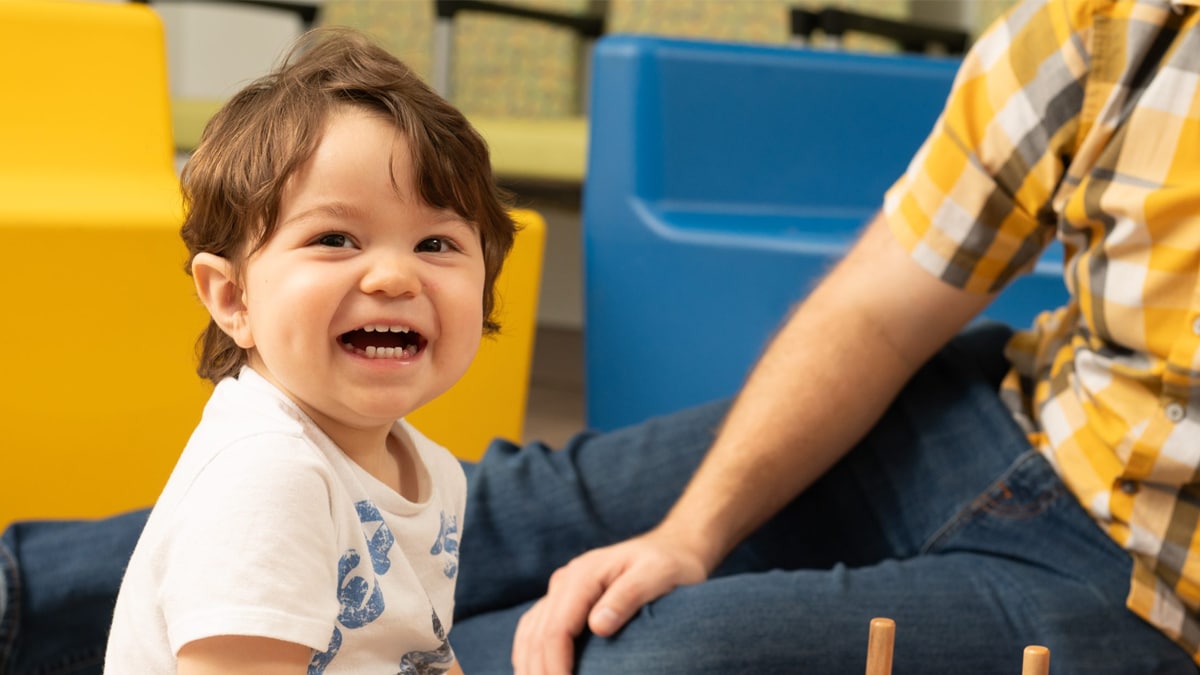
[522,325,586,448]
[506,181,588,449]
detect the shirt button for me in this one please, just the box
[1119,479,1139,495]
[1166,402,1186,423]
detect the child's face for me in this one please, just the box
[236,107,485,446]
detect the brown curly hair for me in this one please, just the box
[181,27,516,384]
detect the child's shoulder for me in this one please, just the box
[191,368,325,450]
[173,372,335,492]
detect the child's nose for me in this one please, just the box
[361,253,422,297]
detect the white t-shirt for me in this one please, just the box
[105,368,466,674]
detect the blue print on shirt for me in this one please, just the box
[357,501,394,575]
[308,627,341,675]
[429,511,459,579]
[396,610,454,675]
[336,548,386,628]
[309,500,396,673]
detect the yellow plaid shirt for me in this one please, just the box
[886,0,1200,661]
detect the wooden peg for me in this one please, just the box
[1022,645,1050,675]
[865,617,895,675]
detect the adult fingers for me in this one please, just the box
[513,561,608,674]
[585,546,702,637]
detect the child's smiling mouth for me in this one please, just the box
[339,324,426,359]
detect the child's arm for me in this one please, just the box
[177,635,312,674]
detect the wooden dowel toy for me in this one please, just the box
[865,617,895,675]
[1021,645,1050,675]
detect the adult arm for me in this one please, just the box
[514,0,1090,667]
[512,212,997,673]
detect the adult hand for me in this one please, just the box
[510,528,709,674]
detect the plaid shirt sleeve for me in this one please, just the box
[885,0,1200,664]
[883,0,1089,296]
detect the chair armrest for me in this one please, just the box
[791,6,969,55]
[131,0,321,30]
[433,0,605,38]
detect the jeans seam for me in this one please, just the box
[919,450,1051,554]
[26,651,105,675]
[0,539,20,674]
[0,538,109,675]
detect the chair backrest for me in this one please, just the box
[430,0,605,115]
[582,34,1067,430]
[1,1,176,182]
[408,209,546,462]
[0,0,206,523]
[0,0,544,524]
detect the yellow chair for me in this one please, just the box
[0,0,544,524]
[0,0,203,525]
[409,209,545,462]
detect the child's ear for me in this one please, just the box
[191,252,255,349]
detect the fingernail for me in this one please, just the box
[593,607,620,634]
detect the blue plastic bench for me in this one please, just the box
[582,35,1068,431]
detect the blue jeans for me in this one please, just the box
[0,511,145,674]
[1,325,1193,673]
[449,324,1194,673]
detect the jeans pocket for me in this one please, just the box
[976,452,1068,520]
[923,450,1074,555]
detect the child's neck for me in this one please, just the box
[340,428,422,501]
[286,396,421,500]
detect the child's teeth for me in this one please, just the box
[355,344,411,359]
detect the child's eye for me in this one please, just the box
[416,237,458,254]
[314,233,355,248]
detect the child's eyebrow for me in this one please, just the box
[431,213,475,230]
[282,201,475,233]
[280,201,362,226]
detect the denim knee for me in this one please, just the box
[1,529,18,673]
[0,511,147,675]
